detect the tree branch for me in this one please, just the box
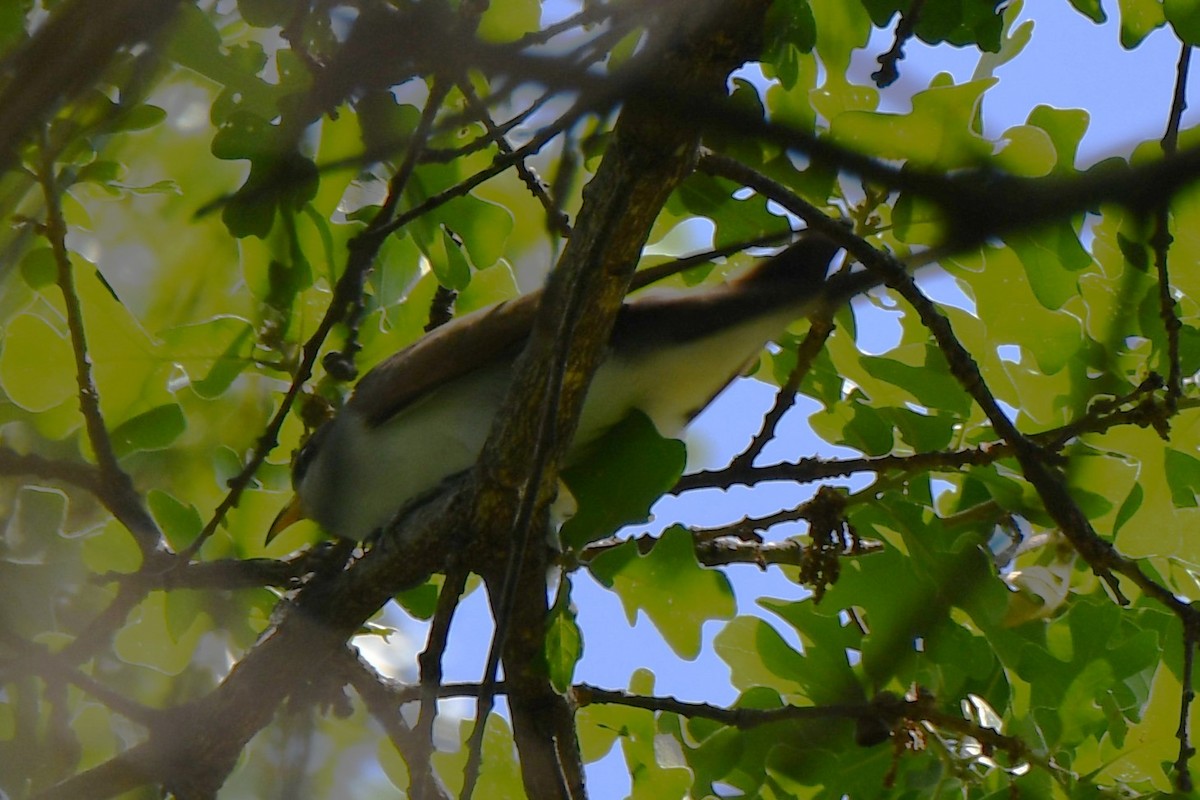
[37,132,168,562]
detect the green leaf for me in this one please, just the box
[148,490,203,551]
[993,124,1056,177]
[394,579,440,620]
[546,579,583,693]
[831,77,994,169]
[759,598,865,704]
[237,0,292,27]
[477,0,539,42]
[75,159,123,185]
[713,616,806,695]
[607,26,645,72]
[1008,224,1091,310]
[669,172,780,248]
[1164,448,1200,508]
[1028,105,1090,174]
[859,0,903,28]
[222,186,275,238]
[1112,481,1144,536]
[161,317,255,399]
[83,518,142,574]
[811,0,874,75]
[111,104,167,133]
[5,486,67,555]
[560,411,686,549]
[164,589,207,642]
[1165,0,1200,44]
[431,715,525,797]
[18,246,56,289]
[973,6,1033,82]
[193,324,254,399]
[211,110,278,161]
[859,343,972,415]
[357,91,420,159]
[925,0,1005,50]
[588,527,735,659]
[764,0,817,89]
[1069,0,1107,22]
[0,0,31,52]
[0,314,76,412]
[947,245,1084,376]
[577,697,641,763]
[428,196,513,271]
[110,404,186,458]
[114,591,203,675]
[809,394,895,456]
[879,405,956,451]
[432,226,472,291]
[1117,0,1166,47]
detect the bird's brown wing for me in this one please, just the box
[347,291,541,429]
[342,244,728,429]
[347,233,872,430]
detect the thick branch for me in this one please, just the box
[460,3,773,797]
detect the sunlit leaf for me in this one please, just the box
[1117,0,1167,47]
[0,314,75,412]
[1165,0,1200,44]
[589,528,735,660]
[1069,0,1107,23]
[18,246,55,289]
[546,579,583,693]
[148,489,203,551]
[114,592,204,675]
[477,0,539,43]
[110,404,186,457]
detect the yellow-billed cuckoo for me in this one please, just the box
[269,234,875,543]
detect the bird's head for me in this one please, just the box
[265,424,330,544]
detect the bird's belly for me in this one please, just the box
[312,365,511,540]
[575,311,789,447]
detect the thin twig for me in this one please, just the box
[730,316,834,470]
[0,631,164,728]
[672,387,1185,494]
[458,77,571,237]
[1,579,147,685]
[373,101,586,242]
[576,684,1064,784]
[1176,617,1198,792]
[336,77,455,370]
[1155,42,1191,409]
[512,1,629,48]
[576,529,884,569]
[339,649,454,800]
[420,89,558,164]
[411,566,468,798]
[0,447,102,493]
[37,131,167,561]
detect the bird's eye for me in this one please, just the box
[291,424,331,488]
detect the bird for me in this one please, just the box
[268,233,876,544]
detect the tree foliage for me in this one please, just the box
[2,0,1200,798]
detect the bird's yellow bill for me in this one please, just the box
[266,495,307,545]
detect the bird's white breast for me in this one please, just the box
[299,363,512,541]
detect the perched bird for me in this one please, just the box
[269,234,874,543]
